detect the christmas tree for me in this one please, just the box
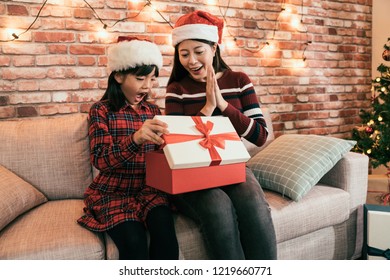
[351,38,390,169]
[351,38,390,205]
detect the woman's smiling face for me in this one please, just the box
[177,40,217,82]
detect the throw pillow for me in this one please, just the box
[0,165,47,231]
[247,134,356,201]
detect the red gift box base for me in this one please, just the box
[146,150,246,194]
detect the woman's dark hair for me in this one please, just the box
[167,39,230,85]
[101,64,159,112]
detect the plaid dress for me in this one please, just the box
[77,99,171,232]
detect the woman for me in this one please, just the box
[165,10,277,260]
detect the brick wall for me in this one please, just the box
[0,0,373,138]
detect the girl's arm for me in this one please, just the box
[88,105,141,172]
[88,105,167,172]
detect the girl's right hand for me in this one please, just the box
[133,119,169,145]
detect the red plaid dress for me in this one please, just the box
[77,99,171,232]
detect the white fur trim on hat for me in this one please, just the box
[107,40,163,72]
[172,24,219,46]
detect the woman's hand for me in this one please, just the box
[200,65,228,116]
[133,119,169,145]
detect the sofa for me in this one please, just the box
[0,108,369,260]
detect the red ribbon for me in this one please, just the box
[162,116,240,166]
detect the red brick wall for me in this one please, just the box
[0,0,373,138]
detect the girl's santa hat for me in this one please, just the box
[107,36,163,72]
[171,10,224,47]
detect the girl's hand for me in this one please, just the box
[133,119,169,145]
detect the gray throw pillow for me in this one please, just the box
[247,134,356,201]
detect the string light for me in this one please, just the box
[291,16,301,29]
[97,26,109,39]
[282,5,292,14]
[2,0,48,42]
[263,41,276,51]
[224,38,236,50]
[302,40,312,62]
[293,59,306,68]
[206,0,217,6]
[5,29,18,40]
[219,1,283,54]
[145,0,173,28]
[0,0,168,42]
[1,0,312,64]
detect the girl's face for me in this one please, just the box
[177,40,217,82]
[114,68,156,107]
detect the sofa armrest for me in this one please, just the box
[319,152,369,211]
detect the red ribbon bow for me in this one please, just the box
[162,116,240,166]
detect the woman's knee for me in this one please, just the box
[175,189,235,219]
[198,190,237,222]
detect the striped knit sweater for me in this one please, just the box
[165,69,268,147]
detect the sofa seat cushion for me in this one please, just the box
[266,184,350,243]
[277,225,348,260]
[0,114,92,200]
[0,200,105,260]
[174,214,210,260]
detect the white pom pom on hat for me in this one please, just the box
[107,36,163,72]
[171,10,224,47]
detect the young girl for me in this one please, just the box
[165,11,277,260]
[78,37,179,260]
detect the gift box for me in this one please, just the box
[363,204,390,260]
[154,115,251,169]
[145,115,251,194]
[368,174,389,192]
[146,150,247,194]
[366,174,390,205]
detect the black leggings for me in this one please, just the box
[107,206,179,260]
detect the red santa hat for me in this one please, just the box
[107,36,163,72]
[171,10,224,47]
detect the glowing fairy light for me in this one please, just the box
[224,38,236,50]
[97,24,108,39]
[206,0,217,5]
[291,16,301,29]
[6,28,19,40]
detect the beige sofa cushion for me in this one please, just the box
[265,184,350,243]
[0,165,47,231]
[0,200,105,260]
[0,114,92,200]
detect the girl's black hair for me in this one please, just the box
[167,39,230,86]
[101,65,159,112]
